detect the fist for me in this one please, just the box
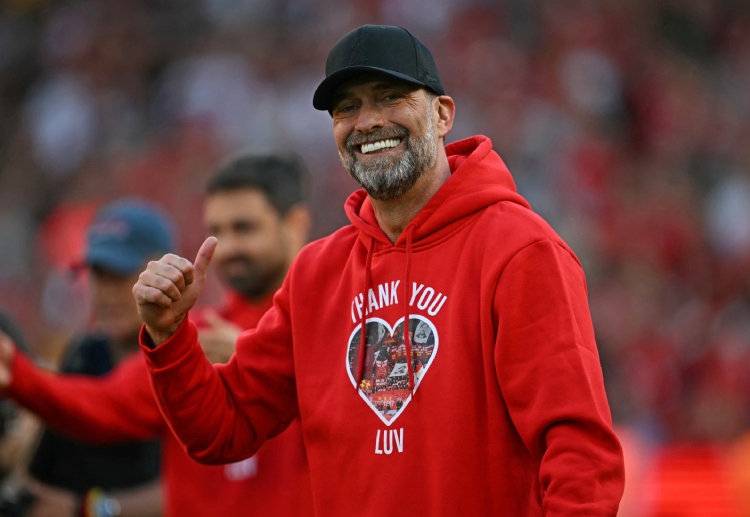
[133,237,217,345]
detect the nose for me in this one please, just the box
[215,231,254,262]
[353,100,385,134]
[214,235,236,260]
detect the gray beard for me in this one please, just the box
[338,123,437,201]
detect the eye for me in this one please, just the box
[333,103,358,117]
[233,221,256,234]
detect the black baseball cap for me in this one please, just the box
[313,25,446,112]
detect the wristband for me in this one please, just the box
[81,488,122,517]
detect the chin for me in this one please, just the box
[227,277,262,298]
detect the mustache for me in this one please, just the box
[346,127,409,151]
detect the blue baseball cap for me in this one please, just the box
[84,198,175,276]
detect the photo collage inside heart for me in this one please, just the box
[346,315,438,425]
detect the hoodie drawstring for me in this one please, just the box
[403,225,416,396]
[356,236,376,390]
[356,226,416,398]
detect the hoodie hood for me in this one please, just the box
[344,135,530,249]
[344,135,531,395]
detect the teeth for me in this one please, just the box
[360,139,401,154]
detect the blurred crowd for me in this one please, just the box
[1,0,750,474]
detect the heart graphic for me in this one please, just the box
[345,315,439,426]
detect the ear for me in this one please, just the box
[281,204,312,257]
[433,95,455,139]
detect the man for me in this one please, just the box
[133,25,626,516]
[26,199,171,517]
[0,155,314,516]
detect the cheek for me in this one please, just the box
[214,233,251,259]
[212,240,233,261]
[108,288,138,312]
[333,124,351,150]
[254,234,284,259]
[221,233,267,260]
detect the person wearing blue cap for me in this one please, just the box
[76,199,175,357]
[24,198,174,517]
[84,199,175,276]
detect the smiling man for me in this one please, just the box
[133,25,625,516]
[333,73,442,205]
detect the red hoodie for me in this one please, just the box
[142,136,625,516]
[8,291,313,517]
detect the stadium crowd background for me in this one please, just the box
[1,0,750,514]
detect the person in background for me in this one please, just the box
[134,25,625,516]
[0,154,314,517]
[26,199,173,517]
[0,308,38,517]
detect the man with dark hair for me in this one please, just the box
[192,153,311,366]
[0,154,314,517]
[204,153,310,302]
[133,24,625,516]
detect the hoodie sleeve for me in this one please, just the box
[494,239,624,516]
[6,352,162,442]
[142,280,298,465]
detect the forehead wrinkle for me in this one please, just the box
[333,75,421,104]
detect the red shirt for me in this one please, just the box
[9,291,314,517]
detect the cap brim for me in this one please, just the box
[85,247,144,276]
[313,66,430,111]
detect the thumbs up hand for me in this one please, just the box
[133,237,217,346]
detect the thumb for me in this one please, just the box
[192,236,217,286]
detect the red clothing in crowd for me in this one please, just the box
[141,136,625,516]
[8,292,314,517]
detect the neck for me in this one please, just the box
[111,331,141,363]
[370,152,451,244]
[237,289,273,304]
